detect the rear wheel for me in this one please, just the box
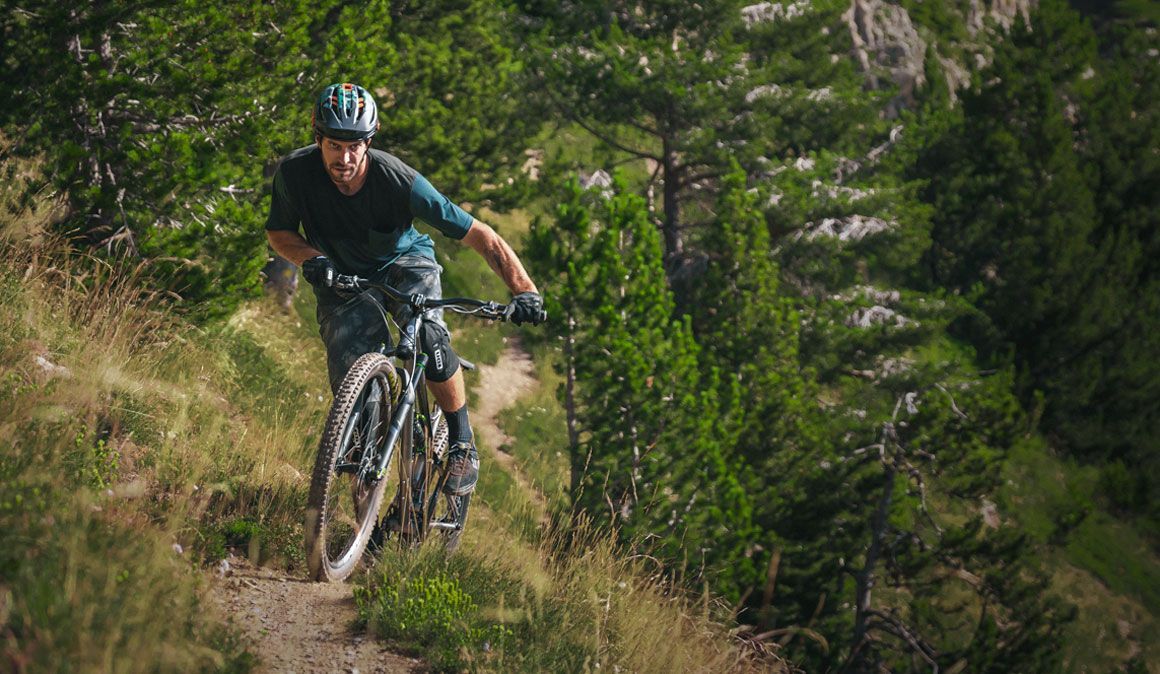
[305,353,399,582]
[430,489,471,553]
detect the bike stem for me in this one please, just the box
[374,353,428,479]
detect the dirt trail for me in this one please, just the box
[209,338,543,672]
[211,557,419,673]
[471,337,549,518]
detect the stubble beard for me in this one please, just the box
[326,153,367,190]
[328,162,356,185]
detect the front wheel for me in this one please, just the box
[305,353,399,582]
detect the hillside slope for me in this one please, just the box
[0,181,786,671]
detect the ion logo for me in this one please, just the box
[434,348,444,371]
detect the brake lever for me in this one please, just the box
[332,275,363,292]
[485,301,508,322]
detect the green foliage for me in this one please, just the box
[377,1,541,208]
[0,237,345,669]
[0,498,256,672]
[356,527,783,672]
[517,0,885,259]
[1066,514,1160,613]
[5,2,1158,672]
[917,2,1100,361]
[1,0,538,320]
[0,414,255,673]
[356,566,510,670]
[1,1,287,317]
[913,0,1160,516]
[528,177,755,598]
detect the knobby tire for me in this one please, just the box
[305,353,399,582]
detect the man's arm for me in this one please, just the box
[267,229,324,267]
[461,220,538,295]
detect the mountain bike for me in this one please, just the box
[304,274,518,582]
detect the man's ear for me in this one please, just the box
[314,133,323,146]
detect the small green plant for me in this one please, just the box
[69,430,121,489]
[355,567,510,670]
[198,515,305,568]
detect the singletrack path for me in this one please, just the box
[211,557,419,673]
[471,336,550,520]
[472,336,536,453]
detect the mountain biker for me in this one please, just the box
[265,82,544,497]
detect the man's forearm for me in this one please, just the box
[463,220,538,295]
[267,230,323,267]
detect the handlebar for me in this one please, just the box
[332,274,513,322]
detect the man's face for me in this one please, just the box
[317,135,370,186]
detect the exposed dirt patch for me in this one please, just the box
[471,337,548,517]
[472,336,536,451]
[210,557,419,673]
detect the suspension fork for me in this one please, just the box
[374,353,429,480]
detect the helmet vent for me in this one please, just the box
[313,82,379,141]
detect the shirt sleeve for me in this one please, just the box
[408,174,474,240]
[265,169,301,232]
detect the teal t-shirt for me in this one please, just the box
[265,145,474,276]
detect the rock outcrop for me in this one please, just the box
[843,0,927,115]
[843,0,1039,106]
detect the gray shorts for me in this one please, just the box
[314,255,456,393]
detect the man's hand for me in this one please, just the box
[302,255,336,288]
[506,291,546,326]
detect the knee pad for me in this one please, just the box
[422,321,460,382]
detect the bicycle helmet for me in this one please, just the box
[312,82,379,141]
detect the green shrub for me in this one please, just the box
[355,563,511,670]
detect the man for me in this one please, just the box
[265,82,544,496]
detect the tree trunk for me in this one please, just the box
[845,462,897,672]
[661,135,683,262]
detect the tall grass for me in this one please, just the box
[355,519,787,673]
[0,230,332,670]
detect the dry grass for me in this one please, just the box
[0,235,326,671]
[359,474,789,673]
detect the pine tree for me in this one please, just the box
[1054,9,1160,511]
[529,177,756,595]
[692,165,810,460]
[364,0,542,207]
[1,1,292,318]
[914,0,1160,512]
[516,0,883,264]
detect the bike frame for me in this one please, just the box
[333,275,503,539]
